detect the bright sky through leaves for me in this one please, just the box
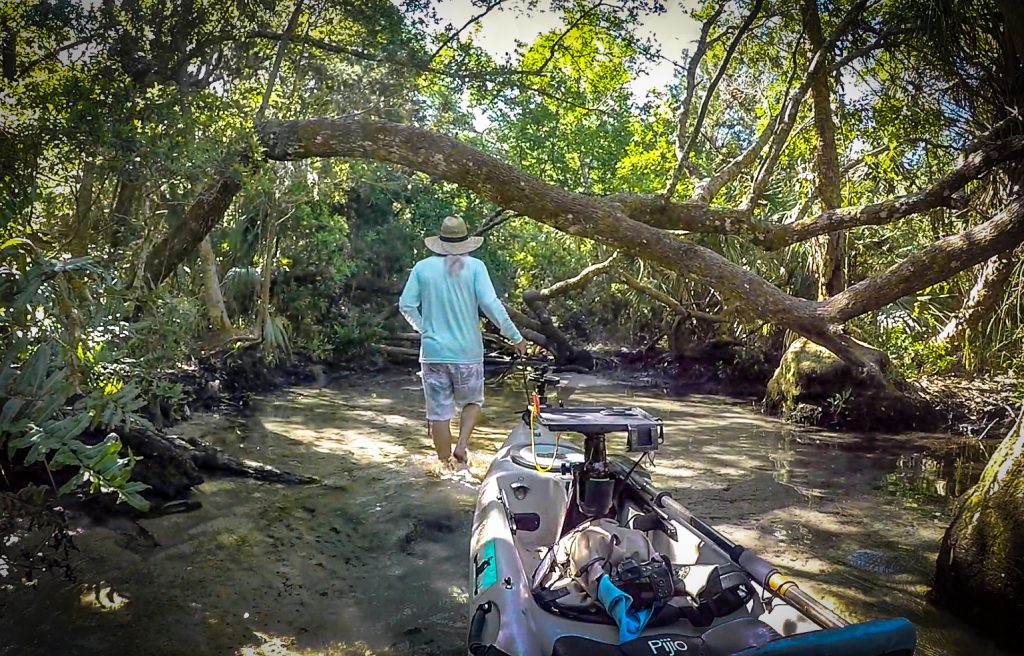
[429,0,700,109]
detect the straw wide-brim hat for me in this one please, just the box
[424,215,484,255]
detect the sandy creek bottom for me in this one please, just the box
[0,373,1015,656]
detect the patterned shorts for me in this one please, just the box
[421,362,485,421]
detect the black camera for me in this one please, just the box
[608,556,675,608]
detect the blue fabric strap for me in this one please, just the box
[597,575,654,643]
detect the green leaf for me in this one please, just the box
[0,238,37,255]
[118,483,151,512]
[0,398,26,430]
[58,470,86,495]
[14,343,53,398]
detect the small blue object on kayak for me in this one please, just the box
[597,575,654,643]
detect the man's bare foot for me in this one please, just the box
[447,454,469,471]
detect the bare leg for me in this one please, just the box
[452,403,481,463]
[429,419,454,462]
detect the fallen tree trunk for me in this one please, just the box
[374,343,522,366]
[518,253,619,367]
[174,433,317,484]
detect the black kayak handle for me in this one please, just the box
[467,601,493,655]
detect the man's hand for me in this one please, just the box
[514,339,529,356]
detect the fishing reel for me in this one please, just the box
[608,556,677,609]
[511,356,563,407]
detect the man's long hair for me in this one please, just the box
[446,254,465,275]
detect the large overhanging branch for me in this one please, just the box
[257,117,825,338]
[607,133,1024,248]
[759,134,1024,249]
[257,116,1024,372]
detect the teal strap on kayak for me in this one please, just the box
[597,575,654,643]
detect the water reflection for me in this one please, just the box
[881,442,988,504]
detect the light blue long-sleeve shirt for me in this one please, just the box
[399,256,523,363]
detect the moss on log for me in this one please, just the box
[933,410,1024,640]
[764,337,935,430]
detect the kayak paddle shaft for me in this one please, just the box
[614,461,849,630]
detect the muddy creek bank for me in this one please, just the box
[0,374,1013,656]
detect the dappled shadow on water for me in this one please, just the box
[0,377,1009,656]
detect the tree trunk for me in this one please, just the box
[1,20,15,82]
[69,159,96,258]
[130,193,160,293]
[198,236,233,335]
[142,171,243,287]
[803,0,846,300]
[933,408,1024,639]
[109,174,142,250]
[934,247,1019,348]
[257,213,278,354]
[995,0,1024,59]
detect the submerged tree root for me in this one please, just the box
[122,430,317,499]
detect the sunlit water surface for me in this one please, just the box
[0,373,1010,656]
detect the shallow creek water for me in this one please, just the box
[0,374,1014,656]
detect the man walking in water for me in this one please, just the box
[399,215,527,468]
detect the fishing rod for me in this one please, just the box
[612,459,850,631]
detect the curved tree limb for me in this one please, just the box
[257,116,1024,373]
[689,113,778,204]
[142,167,243,286]
[933,246,1021,347]
[618,271,728,323]
[258,117,824,336]
[533,252,619,301]
[762,135,1024,248]
[608,133,1024,247]
[823,197,1024,322]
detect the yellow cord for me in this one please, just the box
[529,401,559,473]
